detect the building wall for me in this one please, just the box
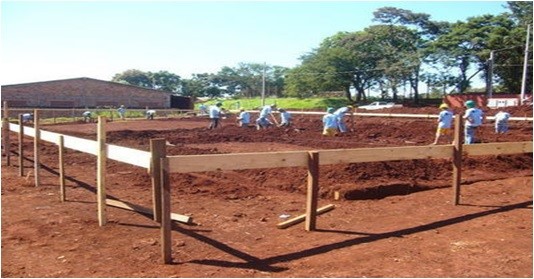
[444,93,531,108]
[1,77,173,108]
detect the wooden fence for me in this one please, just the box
[1,104,532,264]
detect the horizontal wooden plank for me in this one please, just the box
[277,204,335,229]
[463,141,533,156]
[22,126,36,137]
[8,123,20,133]
[319,145,454,165]
[167,150,309,173]
[62,134,98,155]
[107,144,150,169]
[40,130,62,144]
[106,198,192,224]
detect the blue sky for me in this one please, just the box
[1,1,510,85]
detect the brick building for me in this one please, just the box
[1,77,191,109]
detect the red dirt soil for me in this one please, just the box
[2,105,533,277]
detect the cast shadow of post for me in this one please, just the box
[184,200,531,272]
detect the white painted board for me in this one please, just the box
[107,144,150,169]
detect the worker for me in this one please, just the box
[323,107,339,136]
[333,105,354,133]
[277,108,292,127]
[237,109,250,127]
[82,111,93,123]
[146,109,156,120]
[199,104,208,115]
[208,102,223,129]
[463,100,484,144]
[432,103,453,145]
[494,110,511,134]
[21,113,33,123]
[256,104,278,130]
[117,105,126,120]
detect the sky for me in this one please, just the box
[0,0,511,86]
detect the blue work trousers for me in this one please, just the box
[464,125,479,144]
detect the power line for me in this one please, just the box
[494,64,533,67]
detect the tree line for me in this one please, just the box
[112,2,532,104]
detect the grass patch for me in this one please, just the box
[200,97,352,111]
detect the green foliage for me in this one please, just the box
[112,69,181,93]
[112,69,152,88]
[506,1,533,26]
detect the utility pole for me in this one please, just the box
[261,62,266,107]
[487,51,494,99]
[520,24,531,105]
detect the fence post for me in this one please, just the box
[18,114,24,176]
[150,139,166,222]
[452,115,463,205]
[34,110,41,187]
[160,157,172,264]
[97,116,107,226]
[59,135,65,202]
[2,101,10,166]
[305,151,319,231]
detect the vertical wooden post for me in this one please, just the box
[160,157,172,264]
[305,151,320,231]
[18,114,24,176]
[2,119,10,166]
[2,101,10,166]
[150,139,166,222]
[97,116,107,226]
[33,110,41,187]
[452,115,463,205]
[59,135,66,202]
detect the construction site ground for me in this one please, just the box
[2,105,533,277]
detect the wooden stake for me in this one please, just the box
[2,101,7,120]
[350,109,355,132]
[106,198,191,224]
[150,139,166,222]
[3,101,10,166]
[278,204,335,229]
[2,118,10,166]
[305,151,319,231]
[452,115,463,205]
[33,110,40,187]
[59,135,65,202]
[18,114,24,176]
[160,157,172,264]
[97,116,107,226]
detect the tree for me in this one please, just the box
[181,73,222,98]
[373,7,449,102]
[149,71,181,93]
[365,25,420,101]
[112,69,182,93]
[429,15,503,93]
[506,1,533,27]
[213,63,289,98]
[488,2,533,93]
[112,69,152,88]
[285,31,383,103]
